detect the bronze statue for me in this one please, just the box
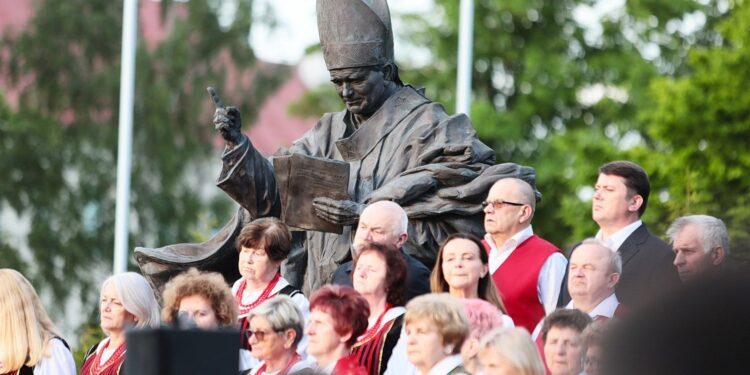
[135,0,538,294]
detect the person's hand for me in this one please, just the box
[312,198,363,226]
[213,106,243,148]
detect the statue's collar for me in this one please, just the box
[335,85,429,161]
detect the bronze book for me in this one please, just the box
[273,153,350,234]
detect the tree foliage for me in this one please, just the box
[397,0,732,251]
[0,0,286,325]
[643,0,750,263]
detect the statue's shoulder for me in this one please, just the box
[318,111,345,125]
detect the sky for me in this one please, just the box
[249,0,435,65]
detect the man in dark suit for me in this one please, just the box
[331,201,430,301]
[560,161,678,308]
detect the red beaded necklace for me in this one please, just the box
[88,338,126,375]
[255,352,301,375]
[235,272,282,315]
[353,304,392,347]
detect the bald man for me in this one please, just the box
[331,201,431,301]
[482,178,566,332]
[531,239,626,343]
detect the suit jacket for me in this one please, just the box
[331,248,431,302]
[559,224,679,309]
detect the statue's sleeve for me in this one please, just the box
[216,136,280,219]
[366,109,536,264]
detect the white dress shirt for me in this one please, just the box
[596,220,642,252]
[484,226,568,315]
[531,293,620,340]
[566,293,620,319]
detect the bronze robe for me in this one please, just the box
[136,85,530,293]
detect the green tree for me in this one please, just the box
[0,0,286,330]
[643,0,750,263]
[397,0,726,250]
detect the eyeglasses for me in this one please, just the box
[482,200,525,210]
[245,328,282,342]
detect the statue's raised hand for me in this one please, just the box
[208,87,243,148]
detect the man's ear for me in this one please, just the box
[628,195,644,213]
[711,246,725,266]
[382,63,395,82]
[608,272,621,289]
[518,204,533,223]
[395,233,408,249]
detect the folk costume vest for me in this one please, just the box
[484,235,559,332]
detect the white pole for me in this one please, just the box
[455,0,474,116]
[114,0,138,274]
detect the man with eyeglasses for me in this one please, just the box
[481,177,566,332]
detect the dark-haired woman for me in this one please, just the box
[233,218,309,371]
[431,233,513,327]
[350,242,407,375]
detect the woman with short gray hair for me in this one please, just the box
[246,295,312,375]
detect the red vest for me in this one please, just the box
[484,235,560,332]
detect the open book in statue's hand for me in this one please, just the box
[273,154,351,234]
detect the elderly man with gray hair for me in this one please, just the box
[532,239,626,341]
[667,215,729,282]
[331,200,431,302]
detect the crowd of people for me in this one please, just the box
[1,159,737,375]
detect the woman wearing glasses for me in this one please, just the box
[245,296,312,375]
[233,218,310,370]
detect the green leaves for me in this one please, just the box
[400,0,737,252]
[0,0,285,326]
[642,1,750,263]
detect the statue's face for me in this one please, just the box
[329,67,390,117]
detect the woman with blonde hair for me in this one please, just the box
[478,327,545,375]
[161,268,238,329]
[404,293,470,375]
[0,269,76,375]
[80,272,160,375]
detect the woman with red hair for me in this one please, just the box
[306,285,369,374]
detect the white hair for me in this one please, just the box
[366,200,408,235]
[667,215,729,255]
[102,272,160,330]
[249,295,305,347]
[576,238,622,275]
